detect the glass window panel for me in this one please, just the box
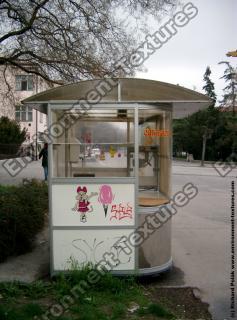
[15,76,21,91]
[28,111,33,122]
[15,111,20,121]
[138,107,171,205]
[51,108,134,178]
[21,112,26,121]
[28,76,33,90]
[15,75,34,91]
[15,105,33,121]
[21,80,27,90]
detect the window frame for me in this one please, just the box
[15,105,33,122]
[15,75,34,91]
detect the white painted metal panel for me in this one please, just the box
[53,229,135,271]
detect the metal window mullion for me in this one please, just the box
[134,104,139,271]
[48,103,54,276]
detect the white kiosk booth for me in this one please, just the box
[23,78,212,276]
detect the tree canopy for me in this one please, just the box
[173,65,237,161]
[202,66,216,103]
[0,0,178,83]
[218,61,237,113]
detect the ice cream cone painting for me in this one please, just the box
[103,204,108,216]
[98,185,115,217]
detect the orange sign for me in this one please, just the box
[144,128,170,137]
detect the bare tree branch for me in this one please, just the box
[0,0,50,43]
[0,0,178,83]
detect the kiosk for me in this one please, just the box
[23,78,212,275]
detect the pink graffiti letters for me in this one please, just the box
[110,203,133,221]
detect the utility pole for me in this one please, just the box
[201,130,207,167]
[35,110,38,160]
[35,73,38,160]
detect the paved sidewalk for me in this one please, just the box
[0,158,43,185]
[0,226,49,283]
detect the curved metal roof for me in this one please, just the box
[23,78,211,103]
[22,78,212,118]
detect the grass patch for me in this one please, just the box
[0,281,50,300]
[137,303,175,319]
[21,303,44,317]
[0,282,22,299]
[0,268,178,320]
[111,303,126,319]
[0,303,44,320]
[70,304,108,320]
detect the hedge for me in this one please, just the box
[0,179,48,262]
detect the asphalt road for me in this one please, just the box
[0,159,236,320]
[171,163,237,320]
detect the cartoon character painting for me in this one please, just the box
[72,186,98,223]
[98,185,115,217]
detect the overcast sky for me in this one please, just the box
[136,0,236,103]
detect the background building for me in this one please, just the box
[0,63,53,143]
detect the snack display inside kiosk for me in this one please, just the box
[23,78,212,275]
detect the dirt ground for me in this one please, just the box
[144,286,212,320]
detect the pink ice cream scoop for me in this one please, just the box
[98,185,114,217]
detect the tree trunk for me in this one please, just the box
[201,133,207,166]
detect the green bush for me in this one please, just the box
[0,116,26,156]
[0,116,26,145]
[0,179,48,262]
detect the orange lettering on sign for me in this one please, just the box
[144,129,170,137]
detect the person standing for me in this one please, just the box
[39,143,48,181]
